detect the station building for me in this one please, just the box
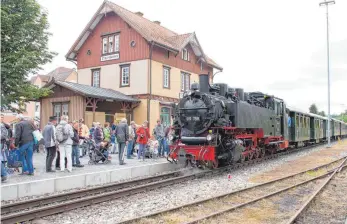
[40,1,222,131]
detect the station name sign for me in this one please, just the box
[101,53,119,62]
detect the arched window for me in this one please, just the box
[160,107,171,127]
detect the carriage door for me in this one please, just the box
[160,107,171,128]
[273,101,281,136]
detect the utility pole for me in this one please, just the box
[319,0,335,147]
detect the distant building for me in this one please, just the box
[42,1,222,130]
[2,67,77,124]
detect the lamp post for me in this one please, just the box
[319,0,335,147]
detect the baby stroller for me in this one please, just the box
[88,141,111,164]
[5,139,21,174]
[80,138,93,157]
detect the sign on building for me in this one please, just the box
[101,53,120,62]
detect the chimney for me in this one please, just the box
[135,11,143,17]
[199,74,209,93]
[153,20,161,25]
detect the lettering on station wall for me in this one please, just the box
[101,53,120,62]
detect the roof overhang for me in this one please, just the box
[66,2,112,61]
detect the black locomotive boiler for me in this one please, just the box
[168,74,290,168]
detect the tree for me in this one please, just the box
[318,111,326,117]
[309,104,318,114]
[1,0,55,112]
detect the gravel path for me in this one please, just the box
[37,144,338,224]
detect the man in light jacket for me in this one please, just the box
[154,119,165,157]
[115,118,129,165]
[57,115,74,172]
[42,116,58,172]
[126,121,136,159]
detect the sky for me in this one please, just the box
[37,0,347,114]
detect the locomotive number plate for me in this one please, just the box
[187,116,200,121]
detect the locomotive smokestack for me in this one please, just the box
[199,74,209,93]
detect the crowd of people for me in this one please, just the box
[0,114,172,183]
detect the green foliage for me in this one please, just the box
[309,104,318,114]
[1,0,56,112]
[318,111,326,117]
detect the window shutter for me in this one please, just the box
[187,51,189,61]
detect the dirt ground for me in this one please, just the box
[249,139,347,184]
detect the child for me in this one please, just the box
[150,140,159,161]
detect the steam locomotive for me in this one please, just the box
[168,74,347,168]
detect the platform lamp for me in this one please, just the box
[319,0,335,147]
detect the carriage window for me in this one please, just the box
[295,115,299,127]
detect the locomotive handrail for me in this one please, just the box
[179,107,208,110]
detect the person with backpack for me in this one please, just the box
[56,115,74,172]
[42,116,58,172]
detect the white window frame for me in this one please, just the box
[163,67,170,88]
[108,36,114,53]
[182,48,189,61]
[102,37,108,54]
[92,70,100,87]
[181,72,190,91]
[102,34,120,54]
[121,66,130,87]
[115,34,120,52]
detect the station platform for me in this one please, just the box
[1,152,181,201]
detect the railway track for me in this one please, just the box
[120,156,347,224]
[0,143,333,224]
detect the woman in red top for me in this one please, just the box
[136,121,151,160]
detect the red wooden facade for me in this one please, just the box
[77,12,150,70]
[77,12,214,76]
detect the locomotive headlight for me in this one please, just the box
[206,134,213,141]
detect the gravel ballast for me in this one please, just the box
[37,144,340,224]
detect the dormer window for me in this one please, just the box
[102,33,120,55]
[182,48,189,61]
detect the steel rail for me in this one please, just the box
[1,170,182,215]
[0,142,336,224]
[184,158,347,224]
[285,157,347,224]
[119,156,347,224]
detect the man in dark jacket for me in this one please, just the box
[15,115,35,175]
[72,122,84,167]
[115,118,129,165]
